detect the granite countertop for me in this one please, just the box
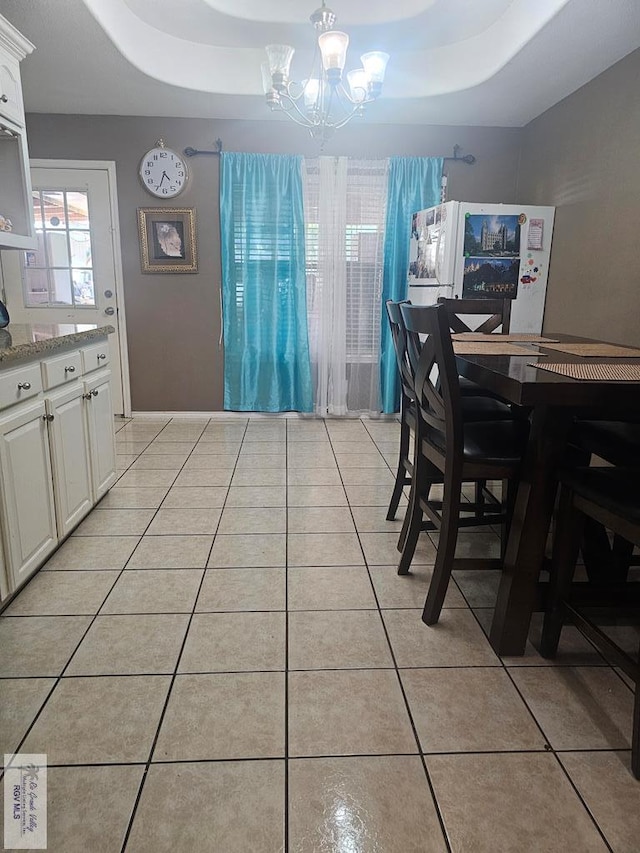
[0,324,115,364]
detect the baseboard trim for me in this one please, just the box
[129,411,398,421]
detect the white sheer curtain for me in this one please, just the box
[304,157,389,415]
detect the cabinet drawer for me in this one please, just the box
[41,350,82,390]
[0,363,42,410]
[81,340,110,374]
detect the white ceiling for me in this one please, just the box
[2,0,640,127]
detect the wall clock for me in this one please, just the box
[139,139,188,198]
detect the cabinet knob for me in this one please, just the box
[42,413,54,422]
[0,95,7,104]
[17,381,31,390]
[91,389,99,397]
[64,365,76,373]
[97,353,107,360]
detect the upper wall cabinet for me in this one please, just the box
[0,14,35,251]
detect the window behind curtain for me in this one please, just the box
[304,158,388,414]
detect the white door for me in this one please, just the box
[1,164,129,414]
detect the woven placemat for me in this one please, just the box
[453,342,535,355]
[538,342,640,357]
[529,362,640,381]
[452,333,559,343]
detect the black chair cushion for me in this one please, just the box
[461,396,518,422]
[570,420,640,467]
[561,467,640,525]
[408,397,517,426]
[459,376,486,395]
[425,419,529,465]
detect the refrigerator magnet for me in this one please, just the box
[527,218,544,250]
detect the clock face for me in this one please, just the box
[139,147,188,198]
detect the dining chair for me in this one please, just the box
[385,299,520,527]
[398,303,529,625]
[540,466,640,778]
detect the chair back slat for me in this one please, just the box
[437,297,512,334]
[385,300,414,400]
[400,304,462,446]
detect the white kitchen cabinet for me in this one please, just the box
[0,14,35,250]
[0,330,116,602]
[0,397,57,591]
[84,369,117,501]
[46,382,93,538]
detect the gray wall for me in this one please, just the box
[517,48,640,346]
[25,115,521,411]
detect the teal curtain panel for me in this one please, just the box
[380,156,443,413]
[220,152,313,412]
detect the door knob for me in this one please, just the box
[104,307,115,316]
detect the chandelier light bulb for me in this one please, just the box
[265,44,295,90]
[318,30,349,83]
[346,69,368,104]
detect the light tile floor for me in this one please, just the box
[1,415,639,852]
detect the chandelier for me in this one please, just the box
[262,2,390,140]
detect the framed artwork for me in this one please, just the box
[137,207,198,273]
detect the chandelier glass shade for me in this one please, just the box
[262,2,389,140]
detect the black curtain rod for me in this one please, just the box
[183,140,475,165]
[184,138,223,157]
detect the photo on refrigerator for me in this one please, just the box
[462,257,520,299]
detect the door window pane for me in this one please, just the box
[31,192,43,230]
[51,270,72,305]
[72,270,95,306]
[24,268,50,305]
[22,190,95,308]
[46,231,70,267]
[41,192,66,229]
[69,230,92,267]
[66,192,89,228]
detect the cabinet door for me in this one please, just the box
[47,383,93,537]
[0,399,57,590]
[0,57,23,127]
[84,370,116,501]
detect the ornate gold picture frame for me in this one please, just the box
[137,207,198,273]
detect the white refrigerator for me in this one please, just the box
[407,201,555,333]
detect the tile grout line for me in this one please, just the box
[118,416,251,852]
[326,417,454,853]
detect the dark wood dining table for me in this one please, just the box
[454,333,640,656]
